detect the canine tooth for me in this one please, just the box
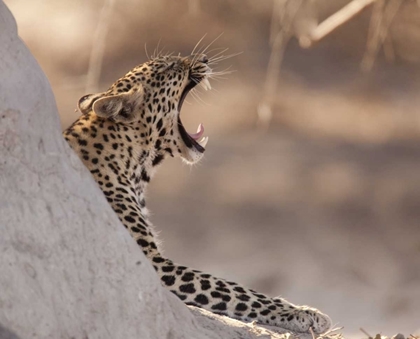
[201,78,211,91]
[198,136,208,148]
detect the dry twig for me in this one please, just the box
[361,0,404,71]
[299,0,378,48]
[361,0,386,71]
[360,327,374,338]
[309,327,316,339]
[258,0,304,130]
[85,0,115,93]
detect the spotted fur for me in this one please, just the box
[63,54,332,333]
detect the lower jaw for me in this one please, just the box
[180,147,205,165]
[177,117,205,154]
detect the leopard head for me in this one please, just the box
[78,54,212,164]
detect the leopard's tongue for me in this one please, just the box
[188,123,204,140]
[188,123,209,148]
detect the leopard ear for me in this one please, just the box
[78,93,105,115]
[92,94,125,119]
[92,89,143,122]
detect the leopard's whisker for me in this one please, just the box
[208,71,235,78]
[190,88,209,106]
[208,51,243,64]
[198,32,224,57]
[205,77,223,83]
[152,38,163,59]
[206,48,230,63]
[191,33,207,57]
[144,43,150,60]
[207,48,230,61]
[208,65,234,74]
[205,47,229,58]
[163,51,174,58]
[191,34,209,68]
[192,33,224,69]
[189,76,200,85]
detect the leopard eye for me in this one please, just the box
[162,62,176,72]
[155,62,173,74]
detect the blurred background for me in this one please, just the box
[5,0,420,336]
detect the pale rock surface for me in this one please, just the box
[0,2,307,338]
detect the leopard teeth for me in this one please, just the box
[200,78,211,91]
[198,136,209,148]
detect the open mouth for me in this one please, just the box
[177,77,211,153]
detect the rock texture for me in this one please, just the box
[0,2,319,338]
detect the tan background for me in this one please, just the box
[5,0,420,336]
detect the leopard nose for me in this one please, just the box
[200,55,209,64]
[193,54,208,64]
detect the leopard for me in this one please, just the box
[63,52,332,334]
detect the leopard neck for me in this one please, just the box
[64,112,168,209]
